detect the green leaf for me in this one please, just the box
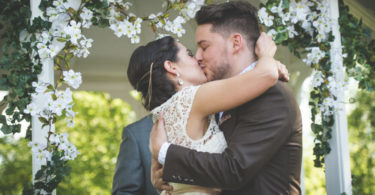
[282,0,290,9]
[57,37,68,42]
[38,117,48,124]
[98,18,109,28]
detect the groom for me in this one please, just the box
[150,1,302,195]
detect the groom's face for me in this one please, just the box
[195,24,231,81]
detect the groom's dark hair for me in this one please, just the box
[195,1,261,55]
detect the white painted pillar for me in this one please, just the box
[325,0,352,194]
[30,1,80,194]
[30,0,55,186]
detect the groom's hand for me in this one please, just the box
[151,158,173,192]
[149,113,168,159]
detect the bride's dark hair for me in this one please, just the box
[127,36,179,111]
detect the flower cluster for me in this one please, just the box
[258,0,344,167]
[107,2,143,43]
[24,80,77,123]
[180,0,205,19]
[259,0,332,63]
[148,0,205,38]
[303,47,326,66]
[24,70,81,164]
[28,132,79,165]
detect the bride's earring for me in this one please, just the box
[177,73,184,86]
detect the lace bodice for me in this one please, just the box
[151,86,227,153]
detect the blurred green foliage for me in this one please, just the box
[0,136,32,195]
[348,91,375,195]
[0,91,135,194]
[303,140,326,194]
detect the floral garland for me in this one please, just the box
[259,0,339,168]
[258,0,375,167]
[1,0,208,193]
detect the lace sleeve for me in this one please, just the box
[151,86,201,149]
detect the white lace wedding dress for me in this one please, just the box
[152,86,228,195]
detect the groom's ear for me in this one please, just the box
[229,33,243,54]
[163,60,178,75]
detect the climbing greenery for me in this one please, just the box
[259,0,374,167]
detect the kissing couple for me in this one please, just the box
[127,1,302,195]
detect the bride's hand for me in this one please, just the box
[276,60,290,82]
[255,32,277,59]
[255,32,289,82]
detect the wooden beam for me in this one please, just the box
[343,0,375,32]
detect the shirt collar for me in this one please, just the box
[240,61,257,75]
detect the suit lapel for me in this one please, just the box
[218,109,238,141]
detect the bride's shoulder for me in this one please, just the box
[151,85,200,122]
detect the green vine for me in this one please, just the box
[339,0,375,91]
[0,0,36,138]
[259,0,374,167]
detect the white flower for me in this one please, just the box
[63,70,82,89]
[287,25,298,38]
[110,22,127,38]
[32,81,49,93]
[258,8,274,27]
[70,37,94,58]
[267,29,277,38]
[58,88,73,104]
[80,7,94,28]
[131,35,140,44]
[312,71,324,88]
[37,42,50,59]
[46,7,58,21]
[24,102,40,116]
[66,118,75,128]
[175,26,186,37]
[164,17,186,37]
[125,22,137,38]
[49,133,60,145]
[303,47,325,66]
[301,19,313,35]
[48,45,59,58]
[65,106,76,118]
[118,1,132,10]
[28,142,51,165]
[327,76,338,95]
[51,98,68,116]
[53,0,69,12]
[181,2,201,19]
[319,96,337,118]
[65,20,82,45]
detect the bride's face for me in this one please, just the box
[174,42,207,85]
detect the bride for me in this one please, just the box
[127,33,287,194]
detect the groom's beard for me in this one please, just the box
[210,62,231,81]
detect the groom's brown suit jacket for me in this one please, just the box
[162,82,302,195]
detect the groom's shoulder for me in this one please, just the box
[266,81,293,97]
[254,81,292,102]
[238,82,294,110]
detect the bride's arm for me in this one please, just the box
[192,33,282,117]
